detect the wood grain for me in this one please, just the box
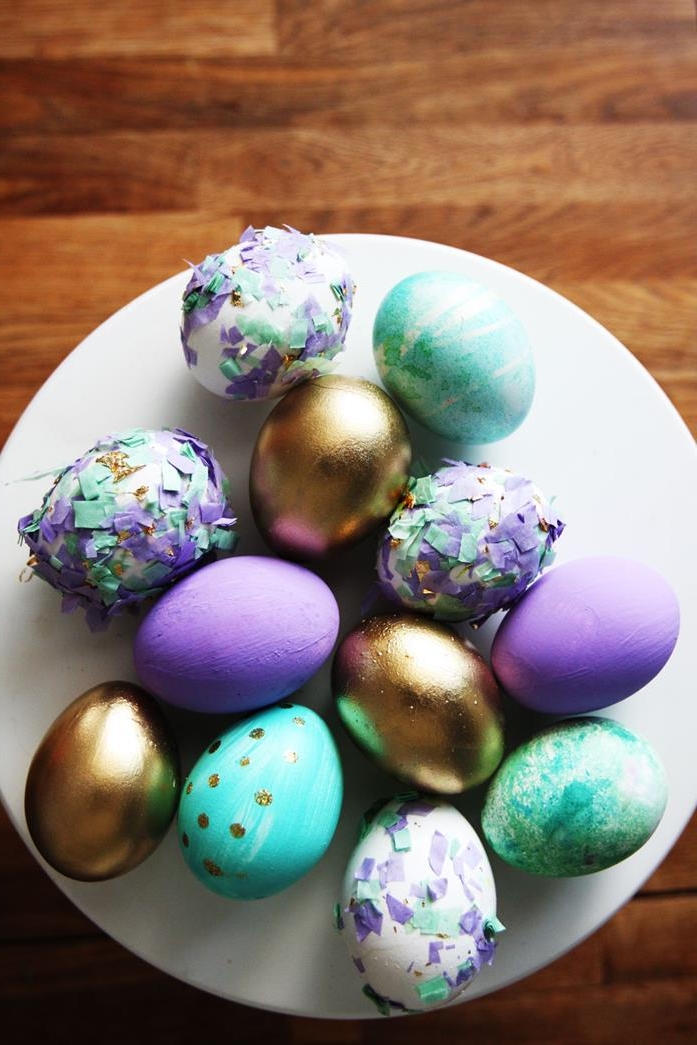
[1,1,696,1041]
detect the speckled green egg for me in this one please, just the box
[372,270,535,444]
[178,702,343,899]
[481,717,668,876]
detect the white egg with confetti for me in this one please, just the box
[336,794,503,1014]
[178,703,343,899]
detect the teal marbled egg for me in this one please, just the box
[481,717,668,876]
[373,270,535,444]
[178,702,343,899]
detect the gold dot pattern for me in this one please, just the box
[185,781,193,795]
[249,728,265,739]
[203,859,223,877]
[255,789,273,806]
[182,832,189,847]
[239,756,250,767]
[208,773,220,788]
[293,716,305,726]
[284,750,298,763]
[197,813,209,828]
[230,823,246,838]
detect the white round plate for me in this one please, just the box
[1,234,695,1018]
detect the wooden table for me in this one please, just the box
[1,2,696,1041]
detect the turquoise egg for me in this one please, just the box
[373,270,535,444]
[178,703,343,899]
[481,717,668,876]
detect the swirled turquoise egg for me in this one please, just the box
[373,271,535,443]
[178,702,343,899]
[481,717,668,876]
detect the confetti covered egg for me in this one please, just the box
[180,225,355,401]
[373,270,535,443]
[25,681,180,882]
[17,427,238,630]
[178,703,343,899]
[376,460,564,624]
[249,375,412,561]
[332,613,505,794]
[133,555,340,714]
[491,556,680,714]
[481,717,668,876]
[336,794,503,1014]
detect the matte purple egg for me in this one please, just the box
[133,556,340,713]
[490,556,680,714]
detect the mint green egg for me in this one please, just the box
[481,717,668,876]
[178,703,343,899]
[373,270,535,444]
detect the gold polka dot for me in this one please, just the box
[208,773,220,788]
[239,756,250,767]
[197,813,210,828]
[292,716,305,726]
[255,789,273,806]
[284,750,298,763]
[230,823,246,838]
[249,728,265,740]
[208,739,221,754]
[182,832,189,848]
[185,781,193,795]
[203,859,223,877]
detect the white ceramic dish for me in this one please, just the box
[1,234,695,1018]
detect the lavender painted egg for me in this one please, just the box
[133,555,340,713]
[491,556,680,714]
[337,794,503,1015]
[178,702,343,899]
[180,225,355,401]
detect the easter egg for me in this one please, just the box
[332,613,505,794]
[178,703,343,899]
[24,681,180,881]
[481,717,668,876]
[372,270,535,443]
[180,225,355,401]
[17,427,237,630]
[376,461,564,624]
[491,556,680,714]
[133,555,340,713]
[337,794,503,1014]
[249,375,412,561]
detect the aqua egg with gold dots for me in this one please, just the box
[178,702,343,899]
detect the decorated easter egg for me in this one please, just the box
[133,555,339,713]
[491,556,680,714]
[336,794,503,1014]
[180,225,355,401]
[249,375,412,561]
[376,461,564,624]
[24,681,180,881]
[373,270,535,443]
[332,613,505,794]
[178,703,343,899]
[481,717,668,876]
[17,427,237,630]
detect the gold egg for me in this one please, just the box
[249,375,412,560]
[24,680,180,881]
[332,613,505,794]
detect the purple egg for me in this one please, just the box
[490,556,680,715]
[133,555,340,713]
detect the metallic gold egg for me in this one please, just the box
[24,680,180,881]
[332,613,505,794]
[249,375,412,560]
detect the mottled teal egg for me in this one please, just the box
[373,270,535,444]
[178,702,343,899]
[481,717,668,876]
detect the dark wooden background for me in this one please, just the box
[1,1,696,1041]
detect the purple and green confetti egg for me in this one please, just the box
[17,427,237,630]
